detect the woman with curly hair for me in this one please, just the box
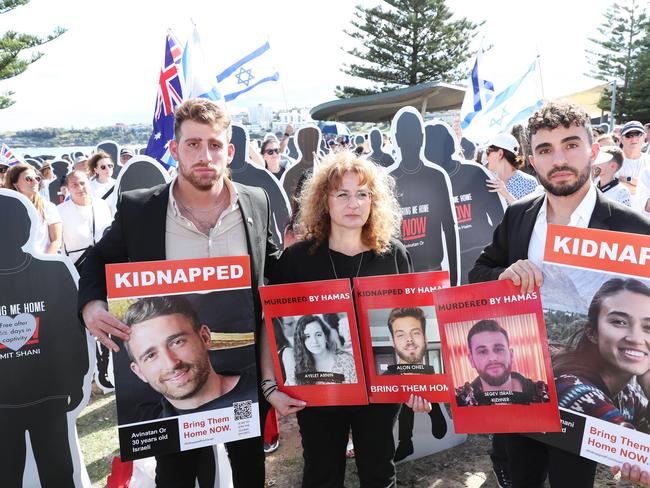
[269,151,430,487]
[290,315,356,386]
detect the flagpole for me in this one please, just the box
[535,44,546,100]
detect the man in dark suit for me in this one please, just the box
[79,98,304,488]
[469,101,650,488]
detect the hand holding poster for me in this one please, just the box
[106,256,259,461]
[354,271,452,403]
[260,279,368,406]
[528,225,650,471]
[434,279,560,434]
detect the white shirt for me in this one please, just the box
[165,177,248,260]
[634,167,650,217]
[90,178,116,199]
[527,184,597,268]
[598,180,631,207]
[34,200,62,254]
[58,199,113,263]
[619,153,650,179]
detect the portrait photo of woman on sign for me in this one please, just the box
[289,314,357,386]
[553,278,650,431]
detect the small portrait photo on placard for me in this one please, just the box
[368,306,442,377]
[445,313,551,408]
[271,313,358,387]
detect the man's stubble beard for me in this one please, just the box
[159,357,212,401]
[537,160,591,197]
[396,344,426,364]
[479,361,513,387]
[179,161,219,192]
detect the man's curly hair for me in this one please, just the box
[527,102,592,146]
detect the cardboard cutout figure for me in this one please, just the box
[368,128,395,168]
[0,189,94,487]
[424,122,505,284]
[387,108,460,285]
[49,159,71,204]
[282,125,321,201]
[25,158,42,170]
[460,137,477,161]
[230,124,291,248]
[96,140,120,178]
[286,136,299,161]
[353,134,365,150]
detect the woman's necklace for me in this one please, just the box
[328,248,364,279]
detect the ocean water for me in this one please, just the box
[15,145,142,160]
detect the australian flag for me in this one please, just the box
[145,30,184,170]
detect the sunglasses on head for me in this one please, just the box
[99,164,114,170]
[264,148,280,155]
[25,175,42,183]
[624,131,643,138]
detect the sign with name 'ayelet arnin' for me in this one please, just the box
[260,279,368,406]
[106,256,259,461]
[434,279,560,434]
[528,225,650,470]
[354,271,452,403]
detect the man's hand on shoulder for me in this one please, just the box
[82,300,130,352]
[498,259,543,294]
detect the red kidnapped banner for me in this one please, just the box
[106,256,251,299]
[260,279,368,406]
[354,271,451,403]
[434,280,561,434]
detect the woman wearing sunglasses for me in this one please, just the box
[4,163,62,254]
[260,139,285,180]
[87,151,116,199]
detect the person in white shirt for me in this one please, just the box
[4,163,62,254]
[592,145,631,206]
[618,120,649,187]
[58,170,113,267]
[87,151,116,199]
[635,165,650,217]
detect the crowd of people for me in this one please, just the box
[2,97,650,488]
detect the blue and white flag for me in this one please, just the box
[182,27,223,102]
[216,41,280,102]
[460,44,543,144]
[145,30,185,170]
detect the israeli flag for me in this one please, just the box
[216,41,280,102]
[460,44,543,144]
[182,27,223,102]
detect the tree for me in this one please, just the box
[337,0,480,98]
[626,30,650,121]
[0,0,65,109]
[586,0,649,119]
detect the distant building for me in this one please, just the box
[271,108,313,133]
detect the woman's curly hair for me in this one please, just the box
[295,151,401,254]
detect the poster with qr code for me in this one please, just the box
[106,256,260,461]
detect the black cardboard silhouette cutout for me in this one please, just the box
[105,155,171,212]
[368,128,395,168]
[96,140,120,179]
[460,137,478,161]
[49,159,71,204]
[25,158,42,170]
[0,189,93,487]
[387,107,460,285]
[230,124,291,248]
[282,125,321,200]
[424,122,505,284]
[286,136,299,161]
[354,134,365,149]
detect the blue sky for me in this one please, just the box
[0,0,614,131]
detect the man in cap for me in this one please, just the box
[120,148,134,166]
[73,154,88,172]
[618,120,649,187]
[592,145,631,206]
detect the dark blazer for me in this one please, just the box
[78,181,280,318]
[469,190,650,284]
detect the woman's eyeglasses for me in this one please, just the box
[264,149,280,155]
[99,164,114,170]
[25,175,42,183]
[332,191,371,204]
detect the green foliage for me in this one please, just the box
[338,0,480,98]
[0,0,66,108]
[586,0,650,119]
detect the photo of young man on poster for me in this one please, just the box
[383,307,436,375]
[273,314,358,386]
[124,296,256,418]
[455,319,550,407]
[550,277,650,430]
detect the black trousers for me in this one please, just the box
[504,434,597,488]
[397,403,447,441]
[155,398,269,488]
[297,403,401,488]
[0,399,74,488]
